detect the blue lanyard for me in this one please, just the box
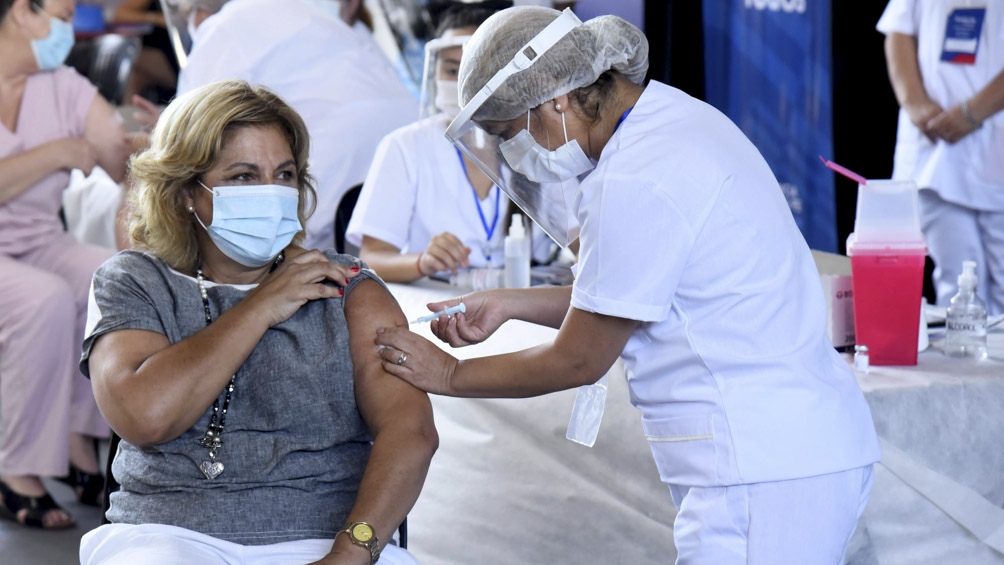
[614,107,633,133]
[455,147,501,258]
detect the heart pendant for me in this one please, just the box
[199,460,224,480]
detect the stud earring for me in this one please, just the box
[555,103,563,111]
[188,206,194,212]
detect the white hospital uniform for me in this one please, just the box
[570,81,881,563]
[878,0,1004,313]
[178,0,417,250]
[346,114,555,267]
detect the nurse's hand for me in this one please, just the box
[925,104,978,144]
[375,328,458,395]
[428,291,508,347]
[904,99,941,143]
[419,232,471,275]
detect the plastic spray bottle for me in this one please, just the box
[944,260,988,360]
[504,213,530,288]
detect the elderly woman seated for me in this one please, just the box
[80,80,437,565]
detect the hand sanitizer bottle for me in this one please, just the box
[944,260,988,360]
[504,213,530,288]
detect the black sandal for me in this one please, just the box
[56,464,105,507]
[0,479,75,529]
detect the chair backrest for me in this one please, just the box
[334,184,363,255]
[66,34,140,106]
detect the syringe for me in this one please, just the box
[410,302,466,324]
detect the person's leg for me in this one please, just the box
[245,538,418,565]
[918,190,985,307]
[0,254,77,527]
[668,483,750,565]
[80,523,240,564]
[27,235,114,443]
[747,466,874,565]
[669,466,873,565]
[976,209,1004,316]
[0,255,76,477]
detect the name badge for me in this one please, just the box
[940,7,987,65]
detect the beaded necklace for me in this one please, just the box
[194,252,284,480]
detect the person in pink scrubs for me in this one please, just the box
[0,0,129,529]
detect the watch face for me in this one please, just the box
[351,523,374,543]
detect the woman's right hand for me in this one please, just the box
[428,290,510,347]
[247,249,362,328]
[419,232,471,275]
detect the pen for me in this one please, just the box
[410,302,466,324]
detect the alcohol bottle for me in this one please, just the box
[944,260,988,360]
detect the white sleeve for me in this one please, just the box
[345,131,417,250]
[876,0,918,36]
[570,174,692,323]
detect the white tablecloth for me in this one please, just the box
[388,281,1004,565]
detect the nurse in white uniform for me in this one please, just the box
[346,3,555,282]
[373,7,881,564]
[878,0,1004,314]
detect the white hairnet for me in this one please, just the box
[459,7,648,122]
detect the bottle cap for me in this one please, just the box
[958,260,978,288]
[509,213,525,238]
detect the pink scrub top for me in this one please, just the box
[0,66,97,255]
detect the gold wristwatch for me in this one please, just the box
[338,521,381,564]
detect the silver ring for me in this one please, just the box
[396,352,409,365]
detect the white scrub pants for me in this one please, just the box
[668,465,873,565]
[919,189,1004,316]
[80,523,418,565]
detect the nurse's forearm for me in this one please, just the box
[503,285,572,329]
[448,306,637,397]
[884,33,930,109]
[965,68,1004,124]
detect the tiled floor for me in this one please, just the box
[0,478,102,564]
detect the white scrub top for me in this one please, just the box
[178,0,418,250]
[346,114,556,267]
[570,81,881,487]
[877,0,1004,210]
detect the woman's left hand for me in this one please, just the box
[305,548,369,565]
[375,326,458,395]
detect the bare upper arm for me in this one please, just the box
[344,279,434,434]
[83,94,130,182]
[88,329,172,429]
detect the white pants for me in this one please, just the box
[80,523,418,565]
[668,465,873,565]
[919,189,1004,316]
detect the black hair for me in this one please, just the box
[569,71,620,127]
[431,0,512,38]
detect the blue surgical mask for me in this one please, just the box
[194,181,302,267]
[499,111,595,183]
[30,14,75,71]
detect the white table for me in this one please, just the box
[388,281,1004,564]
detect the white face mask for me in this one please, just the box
[499,111,595,183]
[193,181,302,267]
[435,79,461,118]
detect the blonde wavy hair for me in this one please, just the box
[128,80,317,272]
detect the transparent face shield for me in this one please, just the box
[445,8,584,248]
[418,33,471,120]
[158,0,195,69]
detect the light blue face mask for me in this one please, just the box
[194,181,302,268]
[30,13,75,71]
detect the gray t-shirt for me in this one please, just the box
[81,249,380,544]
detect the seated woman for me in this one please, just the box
[80,80,436,565]
[0,0,131,529]
[345,2,558,283]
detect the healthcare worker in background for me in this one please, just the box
[346,1,558,282]
[374,7,881,564]
[178,0,417,250]
[878,0,1004,315]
